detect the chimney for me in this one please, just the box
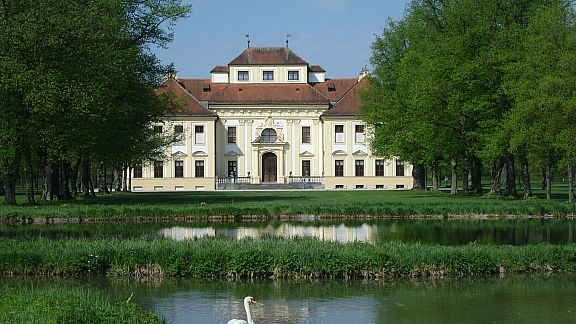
[358,65,369,81]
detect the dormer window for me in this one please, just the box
[263,71,274,81]
[328,84,336,92]
[238,71,249,81]
[288,71,299,80]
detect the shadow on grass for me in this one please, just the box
[72,191,307,206]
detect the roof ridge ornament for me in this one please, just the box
[246,33,250,48]
[286,34,291,48]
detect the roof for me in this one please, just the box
[311,78,358,102]
[322,78,368,117]
[156,78,216,116]
[178,79,228,101]
[229,47,308,65]
[208,83,330,105]
[309,65,326,72]
[210,65,229,73]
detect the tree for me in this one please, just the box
[0,0,190,204]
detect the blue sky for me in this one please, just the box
[154,0,411,79]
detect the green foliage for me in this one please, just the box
[363,0,576,197]
[0,0,191,204]
[0,285,163,323]
[2,236,576,279]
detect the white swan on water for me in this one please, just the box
[227,296,257,324]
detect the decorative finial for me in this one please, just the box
[286,34,291,47]
[246,34,250,48]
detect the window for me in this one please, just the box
[154,125,163,134]
[174,125,184,145]
[302,160,311,177]
[195,125,205,144]
[355,160,364,177]
[335,160,344,177]
[396,160,405,176]
[195,160,204,178]
[355,125,365,143]
[263,71,274,81]
[175,160,184,178]
[133,164,142,178]
[335,125,344,143]
[228,161,237,177]
[154,161,163,178]
[288,71,299,80]
[375,160,385,177]
[302,126,310,143]
[227,127,236,144]
[261,128,277,143]
[238,71,249,81]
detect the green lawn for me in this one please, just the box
[1,186,575,218]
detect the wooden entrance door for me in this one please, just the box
[262,152,277,182]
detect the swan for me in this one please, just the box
[227,296,257,324]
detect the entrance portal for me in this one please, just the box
[262,152,277,182]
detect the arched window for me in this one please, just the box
[261,128,277,143]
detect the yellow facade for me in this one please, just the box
[131,47,413,191]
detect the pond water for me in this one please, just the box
[5,274,576,323]
[2,219,575,245]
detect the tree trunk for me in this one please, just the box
[60,160,72,200]
[462,154,470,193]
[568,164,574,203]
[128,166,132,192]
[0,180,4,196]
[541,166,546,190]
[80,159,92,197]
[42,156,61,201]
[450,158,458,195]
[504,153,517,196]
[412,163,426,190]
[2,148,21,205]
[114,166,122,192]
[490,158,503,195]
[545,158,552,200]
[96,161,109,194]
[70,160,81,197]
[122,162,128,192]
[431,158,439,190]
[471,155,482,194]
[22,140,35,205]
[519,152,532,198]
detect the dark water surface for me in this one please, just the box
[136,275,576,324]
[2,219,575,245]
[4,274,576,323]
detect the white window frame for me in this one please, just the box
[195,125,205,144]
[335,125,344,143]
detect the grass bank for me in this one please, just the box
[0,285,163,323]
[2,237,575,279]
[1,190,576,220]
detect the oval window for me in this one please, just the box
[261,128,277,143]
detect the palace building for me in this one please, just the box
[132,46,413,191]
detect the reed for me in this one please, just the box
[0,284,163,323]
[2,237,575,279]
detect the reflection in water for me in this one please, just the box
[4,275,576,323]
[118,275,576,323]
[160,223,377,243]
[159,220,576,245]
[2,219,575,245]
